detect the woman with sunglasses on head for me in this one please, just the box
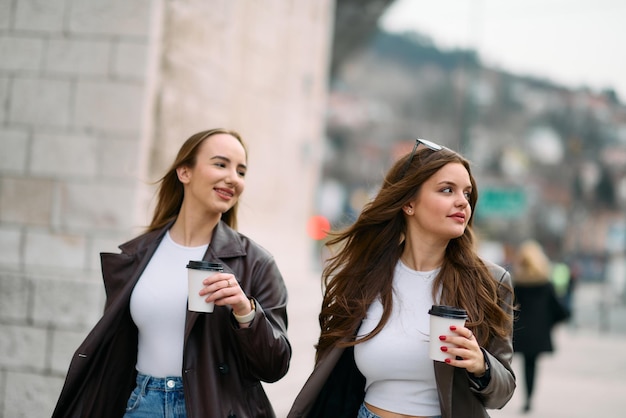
[288,140,515,418]
[53,129,291,418]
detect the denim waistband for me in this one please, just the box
[136,372,184,391]
[358,403,441,418]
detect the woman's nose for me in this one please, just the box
[226,170,244,188]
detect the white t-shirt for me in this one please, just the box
[354,261,441,416]
[130,231,208,377]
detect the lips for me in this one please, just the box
[449,213,466,222]
[214,187,234,199]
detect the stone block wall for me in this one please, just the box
[0,1,334,416]
[0,0,159,416]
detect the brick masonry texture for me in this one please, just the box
[0,1,333,416]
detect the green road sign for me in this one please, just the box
[476,187,526,219]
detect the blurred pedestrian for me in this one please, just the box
[53,129,291,418]
[288,139,516,418]
[512,239,570,413]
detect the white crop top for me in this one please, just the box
[130,231,208,377]
[354,261,441,416]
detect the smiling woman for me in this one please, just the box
[149,129,249,233]
[53,129,292,418]
[172,132,248,234]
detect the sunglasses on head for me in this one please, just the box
[400,138,443,179]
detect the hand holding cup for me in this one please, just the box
[429,304,487,376]
[428,305,468,362]
[198,271,251,316]
[187,261,223,313]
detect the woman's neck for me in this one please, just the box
[169,207,220,247]
[401,238,446,271]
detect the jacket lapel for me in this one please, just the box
[207,221,247,259]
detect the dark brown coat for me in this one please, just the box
[53,221,291,418]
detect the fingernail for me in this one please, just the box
[439,335,446,341]
[440,346,448,352]
[450,325,457,331]
[445,358,451,363]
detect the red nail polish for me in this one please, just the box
[439,335,446,341]
[445,358,451,363]
[450,325,457,331]
[440,346,448,352]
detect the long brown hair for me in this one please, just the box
[316,146,513,359]
[147,129,247,232]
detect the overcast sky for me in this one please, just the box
[379,0,626,100]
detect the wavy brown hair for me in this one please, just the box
[316,146,513,360]
[147,129,247,232]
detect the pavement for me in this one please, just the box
[263,271,626,418]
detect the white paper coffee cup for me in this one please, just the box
[186,261,224,313]
[428,305,468,362]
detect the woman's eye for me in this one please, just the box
[214,162,226,168]
[238,170,246,177]
[441,187,452,193]
[464,192,472,200]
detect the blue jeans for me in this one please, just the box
[358,403,382,418]
[358,402,442,418]
[124,373,187,418]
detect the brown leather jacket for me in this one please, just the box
[53,221,291,418]
[288,262,515,418]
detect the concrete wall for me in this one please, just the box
[0,1,334,416]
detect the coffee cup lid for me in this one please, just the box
[186,260,224,271]
[428,305,468,319]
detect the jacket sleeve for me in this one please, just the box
[471,269,516,409]
[232,254,292,383]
